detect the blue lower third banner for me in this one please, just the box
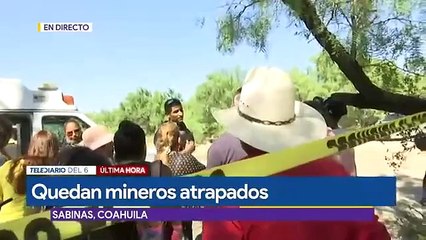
[50,207,375,221]
[26,176,396,207]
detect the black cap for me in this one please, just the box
[164,98,182,114]
[324,98,347,121]
[304,96,347,129]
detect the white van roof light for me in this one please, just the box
[38,83,59,91]
[0,78,77,111]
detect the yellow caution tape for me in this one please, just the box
[0,207,116,240]
[188,111,425,177]
[0,111,424,240]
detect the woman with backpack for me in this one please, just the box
[154,122,206,240]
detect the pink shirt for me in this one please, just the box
[329,128,357,176]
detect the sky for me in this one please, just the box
[0,0,321,112]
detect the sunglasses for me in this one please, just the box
[66,129,81,137]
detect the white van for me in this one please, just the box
[0,78,96,158]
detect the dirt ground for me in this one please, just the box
[189,140,426,239]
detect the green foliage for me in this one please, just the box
[214,0,426,104]
[289,68,331,100]
[87,57,424,141]
[87,89,181,135]
[392,200,426,240]
[87,110,123,132]
[187,69,244,140]
[87,0,426,142]
[136,89,181,133]
[87,69,242,143]
[217,0,283,53]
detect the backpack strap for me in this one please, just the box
[150,160,163,177]
[0,198,12,209]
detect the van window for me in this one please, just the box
[0,113,32,159]
[41,116,89,143]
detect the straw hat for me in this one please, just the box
[81,125,113,150]
[212,66,328,153]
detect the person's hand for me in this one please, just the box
[182,140,195,154]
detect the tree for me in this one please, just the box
[317,49,426,126]
[123,88,182,134]
[91,88,182,135]
[214,0,426,114]
[289,67,335,100]
[87,109,125,132]
[289,60,384,127]
[186,68,244,140]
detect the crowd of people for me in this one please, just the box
[0,66,424,240]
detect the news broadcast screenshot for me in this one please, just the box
[0,1,425,240]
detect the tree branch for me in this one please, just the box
[330,92,426,115]
[235,0,261,20]
[337,6,353,28]
[281,0,380,94]
[280,0,426,114]
[372,16,425,26]
[362,61,425,77]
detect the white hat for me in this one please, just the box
[81,125,113,150]
[213,66,328,153]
